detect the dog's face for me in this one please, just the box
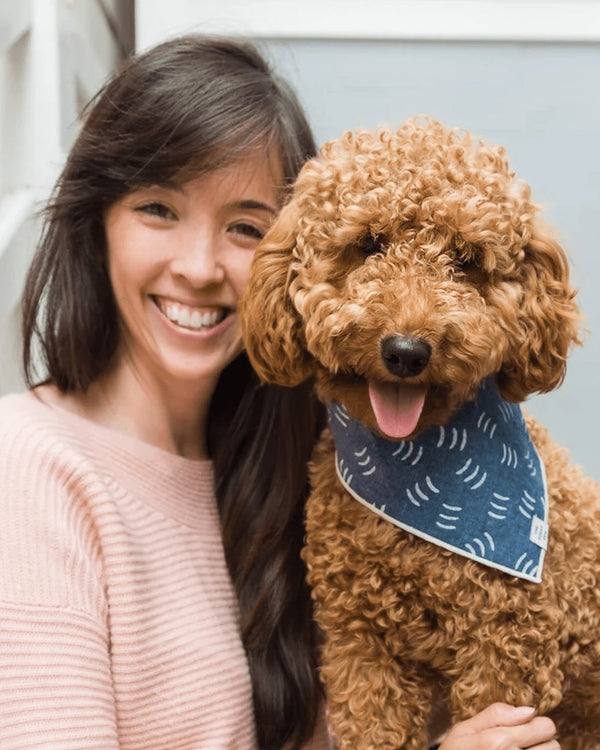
[241,118,580,439]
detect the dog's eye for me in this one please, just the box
[455,251,478,273]
[360,233,385,256]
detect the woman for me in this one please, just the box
[0,35,559,749]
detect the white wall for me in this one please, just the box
[0,0,133,393]
[136,0,600,479]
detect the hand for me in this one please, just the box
[439,703,559,750]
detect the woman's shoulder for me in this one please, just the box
[0,389,59,443]
[0,387,67,419]
[0,389,93,491]
[0,390,110,611]
[0,388,84,450]
[0,386,142,463]
[0,386,216,526]
[0,387,129,493]
[0,388,40,416]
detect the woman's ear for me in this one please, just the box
[240,198,314,386]
[496,216,582,402]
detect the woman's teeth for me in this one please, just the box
[160,302,224,331]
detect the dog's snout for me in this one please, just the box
[380,335,431,378]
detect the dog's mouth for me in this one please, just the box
[368,381,427,439]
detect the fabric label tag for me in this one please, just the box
[530,515,548,550]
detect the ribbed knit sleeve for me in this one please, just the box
[1,604,118,748]
[0,398,118,748]
[0,392,257,748]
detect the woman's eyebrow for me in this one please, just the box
[140,181,184,194]
[232,199,278,215]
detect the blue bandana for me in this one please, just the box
[327,381,548,583]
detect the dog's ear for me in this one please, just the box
[240,198,314,386]
[496,216,582,401]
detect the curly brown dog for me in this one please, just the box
[240,117,600,749]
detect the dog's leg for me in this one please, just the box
[447,624,564,720]
[317,619,433,750]
[548,640,600,750]
[305,436,433,749]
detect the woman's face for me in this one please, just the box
[104,154,281,394]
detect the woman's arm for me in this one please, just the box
[0,602,119,748]
[0,418,119,748]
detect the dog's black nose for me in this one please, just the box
[380,335,431,377]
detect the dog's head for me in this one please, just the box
[240,117,581,439]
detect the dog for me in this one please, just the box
[240,117,600,749]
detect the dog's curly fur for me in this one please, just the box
[240,117,600,749]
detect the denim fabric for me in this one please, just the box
[327,380,548,583]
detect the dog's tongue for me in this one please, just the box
[368,382,426,439]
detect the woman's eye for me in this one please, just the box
[136,202,175,220]
[230,222,264,241]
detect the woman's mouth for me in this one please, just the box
[153,297,229,331]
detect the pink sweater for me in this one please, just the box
[0,391,331,749]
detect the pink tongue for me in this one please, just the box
[368,382,426,439]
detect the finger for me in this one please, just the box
[448,704,537,736]
[505,716,557,748]
[441,716,558,750]
[444,707,557,748]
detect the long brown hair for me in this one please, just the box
[22,35,324,749]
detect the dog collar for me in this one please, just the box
[327,380,548,583]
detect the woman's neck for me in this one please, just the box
[38,360,217,460]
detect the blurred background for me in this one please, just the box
[1,0,599,479]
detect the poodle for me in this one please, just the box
[240,117,600,749]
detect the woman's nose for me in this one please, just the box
[170,232,225,287]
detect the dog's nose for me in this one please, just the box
[380,335,432,378]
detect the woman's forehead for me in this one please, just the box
[170,145,286,194]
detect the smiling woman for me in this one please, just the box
[0,34,329,750]
[100,158,281,449]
